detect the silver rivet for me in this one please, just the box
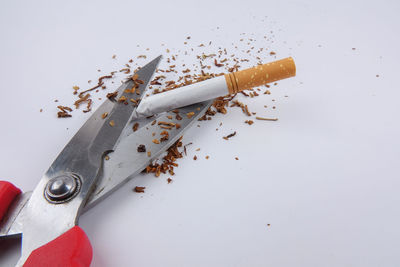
[45,174,81,203]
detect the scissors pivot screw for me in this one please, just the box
[44,174,81,203]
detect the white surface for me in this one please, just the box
[1,0,400,266]
[137,76,228,117]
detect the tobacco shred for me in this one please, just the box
[145,137,183,177]
[160,131,169,142]
[106,91,118,101]
[134,186,145,193]
[231,100,251,116]
[78,75,113,98]
[214,59,224,67]
[186,112,195,118]
[74,93,90,109]
[57,105,72,118]
[133,122,139,132]
[56,34,288,178]
[223,131,236,140]
[137,144,146,152]
[152,139,160,144]
[158,121,175,127]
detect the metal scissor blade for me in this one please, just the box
[0,100,213,240]
[47,55,162,179]
[85,100,213,211]
[16,56,162,266]
[0,101,212,239]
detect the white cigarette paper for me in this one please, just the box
[136,76,227,117]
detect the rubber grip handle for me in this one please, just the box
[0,180,22,220]
[24,226,93,267]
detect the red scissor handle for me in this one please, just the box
[0,181,92,267]
[0,180,22,221]
[24,226,93,267]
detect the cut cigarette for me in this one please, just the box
[136,57,296,117]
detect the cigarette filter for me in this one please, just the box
[136,57,295,117]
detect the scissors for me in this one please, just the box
[0,55,212,266]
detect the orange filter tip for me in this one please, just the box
[224,57,296,94]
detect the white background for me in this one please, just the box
[1,0,400,266]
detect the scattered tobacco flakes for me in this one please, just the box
[57,74,115,117]
[106,91,118,101]
[72,86,80,95]
[193,155,197,160]
[241,91,249,97]
[231,100,251,116]
[118,95,127,103]
[109,120,115,127]
[133,122,139,132]
[137,144,146,152]
[152,139,160,144]
[74,93,90,109]
[56,30,290,179]
[146,137,183,177]
[78,75,113,98]
[167,178,173,184]
[57,106,72,118]
[130,98,138,105]
[160,130,169,142]
[223,131,236,140]
[81,98,92,113]
[235,157,239,160]
[119,68,130,74]
[134,186,145,193]
[101,112,108,119]
[186,112,195,118]
[205,155,209,159]
[158,121,175,127]
[256,117,278,121]
[160,125,173,130]
[214,59,224,67]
